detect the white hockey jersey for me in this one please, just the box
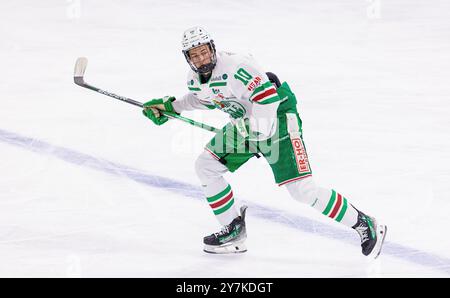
[172,52,282,140]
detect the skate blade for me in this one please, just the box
[204,241,247,254]
[370,224,387,259]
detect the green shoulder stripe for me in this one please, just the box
[209,82,227,87]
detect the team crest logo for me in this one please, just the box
[212,99,225,109]
[212,100,246,119]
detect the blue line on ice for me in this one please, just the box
[1,128,449,275]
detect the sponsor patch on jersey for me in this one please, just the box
[210,75,223,82]
[247,76,262,92]
[290,137,310,174]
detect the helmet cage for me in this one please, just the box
[183,40,217,74]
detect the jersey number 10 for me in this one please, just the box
[234,68,253,86]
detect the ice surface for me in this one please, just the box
[1,0,450,277]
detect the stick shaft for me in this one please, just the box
[75,77,221,133]
[72,57,259,157]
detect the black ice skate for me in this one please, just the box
[352,209,387,259]
[203,205,248,254]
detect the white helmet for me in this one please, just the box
[181,26,217,74]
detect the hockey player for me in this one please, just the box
[142,26,387,257]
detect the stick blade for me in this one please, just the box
[74,57,88,85]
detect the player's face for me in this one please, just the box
[188,44,212,69]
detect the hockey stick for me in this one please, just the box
[73,57,221,134]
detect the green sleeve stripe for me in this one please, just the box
[188,87,201,91]
[256,94,281,105]
[202,103,216,110]
[251,81,274,97]
[209,82,227,87]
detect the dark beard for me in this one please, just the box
[199,71,212,84]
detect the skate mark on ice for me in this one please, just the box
[1,128,449,275]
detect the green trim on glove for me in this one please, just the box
[142,96,176,126]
